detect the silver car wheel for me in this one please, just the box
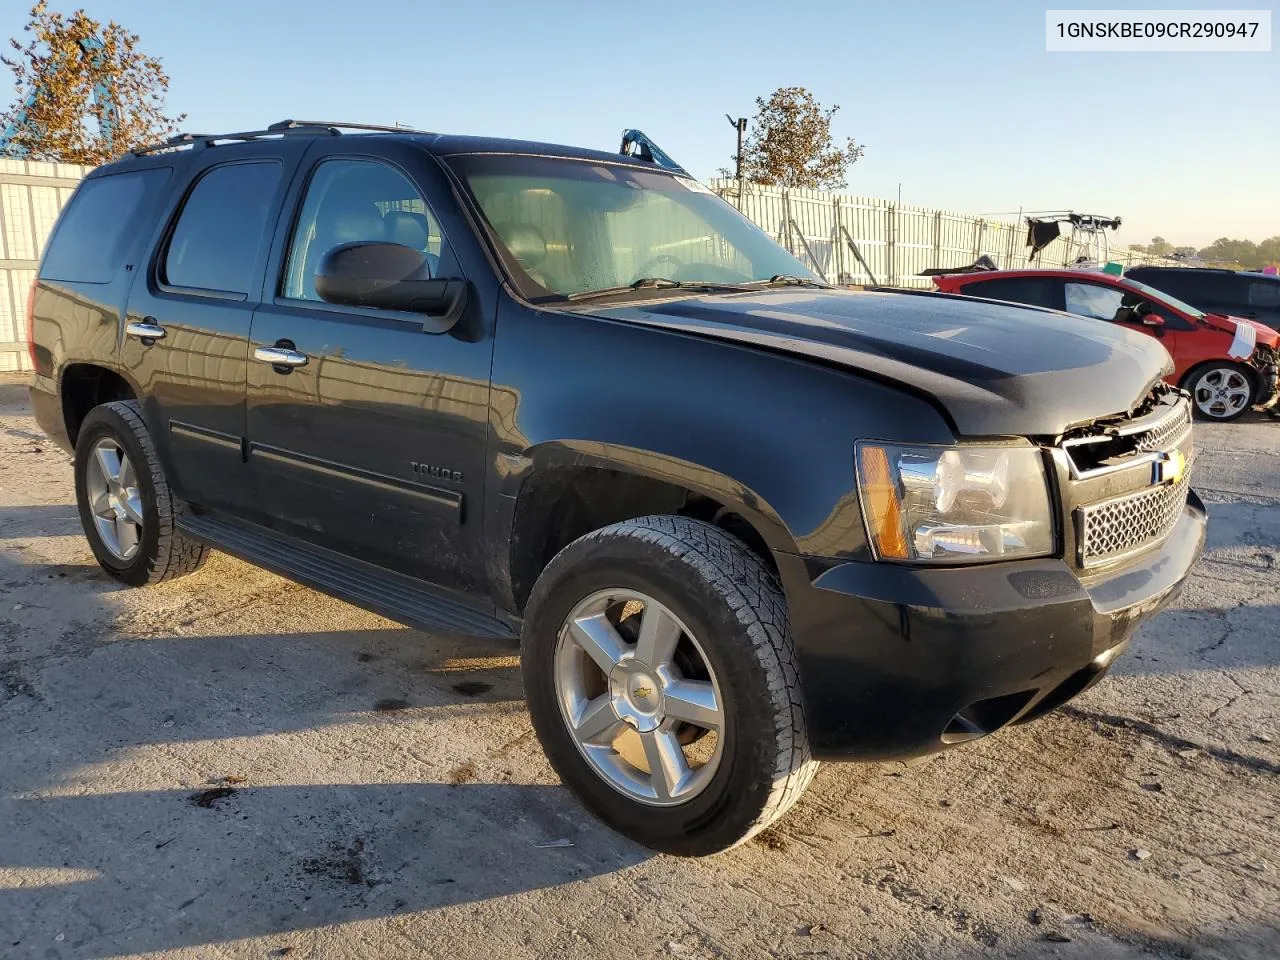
[85,438,144,561]
[1193,368,1251,419]
[554,588,725,806]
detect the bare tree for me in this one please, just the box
[1,2,184,164]
[737,87,864,190]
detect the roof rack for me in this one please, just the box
[129,119,430,157]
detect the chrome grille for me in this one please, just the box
[1076,464,1192,568]
[1132,401,1192,454]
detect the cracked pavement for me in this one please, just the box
[0,375,1276,959]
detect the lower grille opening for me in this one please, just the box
[941,689,1037,744]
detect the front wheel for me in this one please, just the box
[521,516,817,856]
[1184,362,1255,422]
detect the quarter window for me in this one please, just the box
[40,169,169,284]
[163,162,281,295]
[283,159,455,302]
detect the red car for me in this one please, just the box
[931,268,1280,421]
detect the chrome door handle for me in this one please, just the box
[126,321,166,341]
[254,346,308,368]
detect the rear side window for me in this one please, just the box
[162,162,281,295]
[1250,281,1280,308]
[960,277,1059,310]
[40,169,169,284]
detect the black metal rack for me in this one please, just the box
[130,119,430,156]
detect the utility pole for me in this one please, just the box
[726,114,747,209]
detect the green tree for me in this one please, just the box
[1147,236,1173,256]
[1,2,183,164]
[737,87,864,189]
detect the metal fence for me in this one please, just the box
[0,158,88,372]
[709,179,1185,287]
[0,160,1186,371]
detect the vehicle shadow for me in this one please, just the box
[0,783,648,957]
[0,504,83,541]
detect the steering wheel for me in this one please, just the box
[634,254,683,282]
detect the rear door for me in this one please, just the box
[124,142,307,517]
[244,141,494,595]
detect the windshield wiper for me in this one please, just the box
[566,277,753,301]
[753,274,832,288]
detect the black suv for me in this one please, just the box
[28,121,1206,856]
[1127,265,1280,331]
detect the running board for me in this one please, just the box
[177,513,515,640]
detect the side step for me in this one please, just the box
[177,513,516,640]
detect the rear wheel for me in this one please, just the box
[74,401,208,586]
[521,515,817,856]
[1184,362,1254,422]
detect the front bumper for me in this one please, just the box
[781,489,1207,762]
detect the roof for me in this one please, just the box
[107,120,673,175]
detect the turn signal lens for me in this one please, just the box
[856,444,909,559]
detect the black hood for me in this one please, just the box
[573,288,1172,436]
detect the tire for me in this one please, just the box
[521,515,818,856]
[74,400,208,587]
[1182,362,1255,422]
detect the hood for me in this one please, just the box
[574,289,1173,437]
[1205,313,1280,350]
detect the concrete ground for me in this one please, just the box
[0,373,1276,960]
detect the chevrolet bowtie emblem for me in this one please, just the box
[633,685,653,699]
[1152,449,1187,486]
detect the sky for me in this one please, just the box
[2,0,1276,249]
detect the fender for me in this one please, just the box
[486,299,958,569]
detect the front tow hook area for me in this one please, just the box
[942,641,1129,744]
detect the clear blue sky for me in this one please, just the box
[3,0,1276,248]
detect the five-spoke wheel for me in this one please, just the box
[84,438,145,561]
[555,589,724,806]
[1187,362,1254,422]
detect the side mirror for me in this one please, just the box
[315,241,467,333]
[1141,314,1165,327]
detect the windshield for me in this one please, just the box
[1121,278,1205,319]
[447,155,817,299]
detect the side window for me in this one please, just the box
[40,169,169,284]
[961,277,1058,309]
[1064,282,1124,321]
[283,158,456,302]
[1249,281,1280,309]
[162,162,281,295]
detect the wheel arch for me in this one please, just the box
[59,362,139,447]
[505,442,792,614]
[1179,358,1261,407]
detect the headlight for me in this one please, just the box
[856,442,1054,564]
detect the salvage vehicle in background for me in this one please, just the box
[931,268,1280,422]
[28,121,1206,855]
[1125,265,1280,332]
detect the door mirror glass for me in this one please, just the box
[315,241,466,330]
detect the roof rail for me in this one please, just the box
[129,119,429,157]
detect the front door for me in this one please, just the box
[246,147,493,595]
[124,144,304,516]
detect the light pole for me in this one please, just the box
[726,114,747,209]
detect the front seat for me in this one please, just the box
[300,197,388,300]
[383,210,440,276]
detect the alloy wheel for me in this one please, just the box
[553,589,725,806]
[1193,368,1251,420]
[85,438,144,561]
